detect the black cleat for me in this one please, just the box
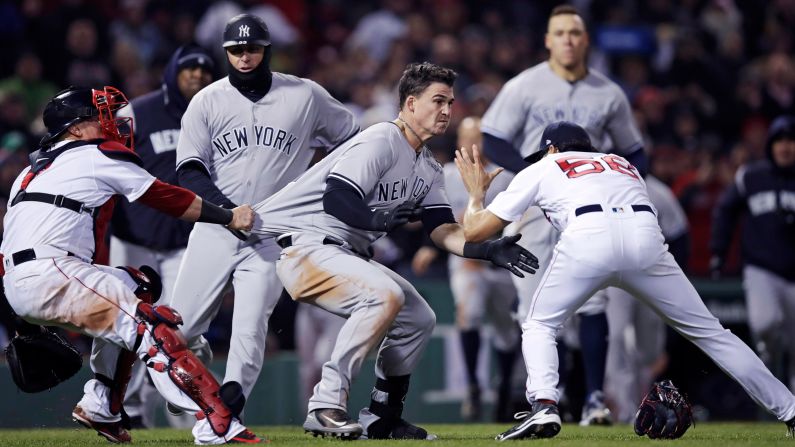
[496,400,561,441]
[786,417,794,438]
[303,409,363,439]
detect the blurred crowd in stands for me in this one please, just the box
[0,0,793,357]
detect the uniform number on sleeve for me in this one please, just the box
[555,154,638,180]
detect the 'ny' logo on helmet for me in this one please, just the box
[239,25,250,38]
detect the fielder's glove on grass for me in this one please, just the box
[634,380,693,439]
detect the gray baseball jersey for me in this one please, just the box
[169,72,358,400]
[251,121,447,418]
[253,122,450,253]
[177,73,359,203]
[481,62,642,157]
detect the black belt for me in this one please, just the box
[11,248,74,266]
[575,204,654,216]
[276,235,344,249]
[11,191,98,217]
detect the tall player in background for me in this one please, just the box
[412,117,519,422]
[480,4,647,424]
[456,121,795,441]
[167,13,359,421]
[109,44,215,429]
[1,86,260,444]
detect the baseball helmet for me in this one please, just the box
[41,87,98,144]
[41,86,133,149]
[525,121,596,164]
[222,14,271,48]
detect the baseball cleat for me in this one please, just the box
[72,405,132,443]
[787,417,795,438]
[227,428,268,444]
[495,401,561,441]
[579,390,613,426]
[303,409,363,439]
[364,418,437,440]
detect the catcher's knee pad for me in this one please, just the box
[117,265,163,304]
[136,303,232,436]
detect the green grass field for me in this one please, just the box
[0,423,791,446]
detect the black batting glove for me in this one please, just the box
[463,234,539,277]
[371,200,424,232]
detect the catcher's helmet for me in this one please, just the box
[525,121,596,164]
[41,87,98,144]
[41,86,133,148]
[222,14,271,48]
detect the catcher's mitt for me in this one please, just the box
[634,380,693,439]
[5,326,83,393]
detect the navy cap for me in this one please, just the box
[765,115,795,163]
[222,14,271,48]
[768,115,795,144]
[177,46,215,71]
[525,121,595,164]
[539,121,594,152]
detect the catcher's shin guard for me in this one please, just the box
[135,303,233,436]
[95,350,137,419]
[98,272,160,419]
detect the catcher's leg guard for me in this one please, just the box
[136,303,233,436]
[96,267,161,420]
[95,350,138,421]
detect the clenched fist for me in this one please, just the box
[229,204,255,231]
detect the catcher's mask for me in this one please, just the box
[525,121,596,165]
[93,86,133,150]
[41,86,133,149]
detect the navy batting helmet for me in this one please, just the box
[222,14,271,48]
[41,87,98,145]
[525,121,595,164]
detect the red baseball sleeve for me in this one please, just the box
[136,179,197,217]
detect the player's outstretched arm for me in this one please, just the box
[429,224,538,278]
[136,179,254,230]
[181,197,254,231]
[454,145,508,241]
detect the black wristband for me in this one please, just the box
[463,241,491,260]
[198,200,234,225]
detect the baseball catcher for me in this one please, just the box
[634,380,694,439]
[5,315,83,393]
